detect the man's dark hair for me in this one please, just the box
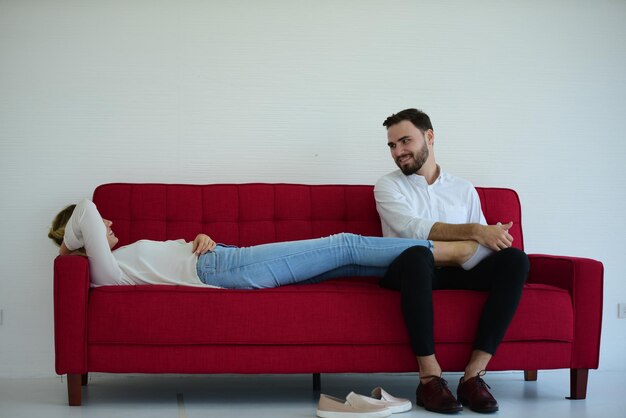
[382,108,433,132]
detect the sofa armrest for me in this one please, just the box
[528,254,604,368]
[53,255,90,375]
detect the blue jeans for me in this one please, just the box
[196,233,433,289]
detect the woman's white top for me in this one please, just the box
[63,199,210,287]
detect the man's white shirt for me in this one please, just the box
[374,168,486,240]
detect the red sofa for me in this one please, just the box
[53,183,603,406]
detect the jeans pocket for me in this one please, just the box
[197,251,217,283]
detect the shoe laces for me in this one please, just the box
[474,370,491,390]
[421,375,449,389]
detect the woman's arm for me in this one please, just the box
[59,242,72,255]
[63,199,123,285]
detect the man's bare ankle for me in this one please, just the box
[417,354,442,383]
[419,371,442,382]
[463,368,487,382]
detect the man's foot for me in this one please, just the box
[415,375,462,414]
[456,371,499,413]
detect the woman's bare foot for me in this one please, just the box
[433,240,478,266]
[461,243,494,270]
[433,241,493,269]
[457,241,479,265]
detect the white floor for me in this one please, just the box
[0,370,623,418]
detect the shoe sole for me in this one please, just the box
[458,398,499,414]
[386,402,413,413]
[316,409,392,418]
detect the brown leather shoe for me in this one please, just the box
[457,371,499,413]
[416,375,462,414]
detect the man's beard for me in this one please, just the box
[397,141,429,176]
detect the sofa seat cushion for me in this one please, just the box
[87,280,573,345]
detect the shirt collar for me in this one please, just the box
[407,165,445,187]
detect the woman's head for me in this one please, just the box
[48,202,119,252]
[48,204,76,247]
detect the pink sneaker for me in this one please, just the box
[316,393,391,418]
[368,387,413,413]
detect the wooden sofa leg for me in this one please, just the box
[81,373,88,386]
[313,373,321,391]
[524,370,538,381]
[568,368,589,400]
[67,374,82,406]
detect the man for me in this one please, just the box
[375,108,529,414]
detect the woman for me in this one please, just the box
[48,199,492,289]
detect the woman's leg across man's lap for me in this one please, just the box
[200,233,433,289]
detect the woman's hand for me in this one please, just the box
[192,234,216,255]
[59,241,71,255]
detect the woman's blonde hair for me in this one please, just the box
[48,204,87,256]
[49,204,88,256]
[48,204,76,246]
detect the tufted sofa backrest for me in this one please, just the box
[93,183,523,250]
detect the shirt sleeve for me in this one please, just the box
[468,187,487,225]
[63,199,123,286]
[374,176,436,240]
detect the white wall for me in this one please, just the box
[1,0,625,376]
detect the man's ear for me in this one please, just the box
[425,129,435,145]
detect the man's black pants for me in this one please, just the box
[379,246,530,356]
